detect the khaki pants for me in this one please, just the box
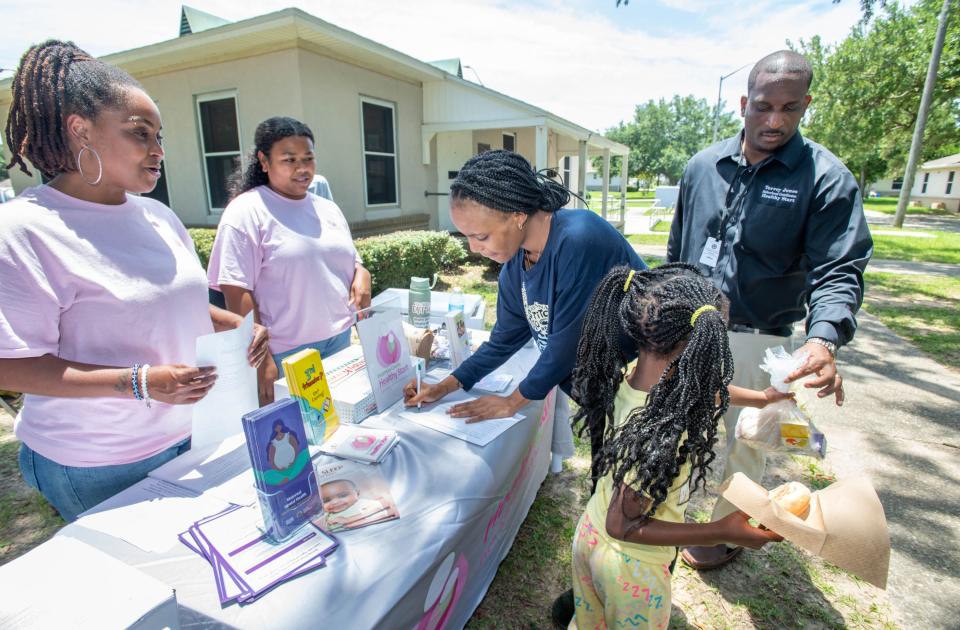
[711,330,799,520]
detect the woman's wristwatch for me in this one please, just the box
[807,337,837,358]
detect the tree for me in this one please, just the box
[798,0,960,190]
[602,95,740,184]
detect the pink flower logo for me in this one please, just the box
[376,331,401,367]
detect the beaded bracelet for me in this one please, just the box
[140,364,152,408]
[131,363,143,401]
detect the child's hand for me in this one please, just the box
[717,511,784,549]
[761,386,795,407]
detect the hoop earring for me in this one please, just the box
[76,145,103,186]
[518,219,526,231]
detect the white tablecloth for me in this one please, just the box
[58,345,557,629]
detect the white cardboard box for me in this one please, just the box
[370,288,486,330]
[0,536,180,629]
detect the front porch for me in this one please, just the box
[420,77,630,232]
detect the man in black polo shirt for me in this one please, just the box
[669,50,873,570]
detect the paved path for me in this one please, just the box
[816,312,960,629]
[865,209,960,233]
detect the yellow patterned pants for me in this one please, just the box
[569,512,674,630]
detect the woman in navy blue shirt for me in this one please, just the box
[403,150,645,422]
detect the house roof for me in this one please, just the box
[179,6,232,36]
[0,7,627,155]
[920,153,960,170]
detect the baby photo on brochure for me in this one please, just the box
[311,459,399,533]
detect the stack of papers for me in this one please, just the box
[180,504,339,605]
[317,424,399,464]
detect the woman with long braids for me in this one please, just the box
[0,40,269,522]
[207,117,371,404]
[403,150,645,425]
[564,264,785,629]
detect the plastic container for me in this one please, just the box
[409,276,433,328]
[448,287,465,312]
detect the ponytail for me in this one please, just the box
[572,263,733,518]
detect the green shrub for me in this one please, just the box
[188,228,217,270]
[356,230,466,294]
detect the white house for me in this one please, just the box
[870,153,960,211]
[0,6,630,235]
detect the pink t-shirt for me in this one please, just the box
[207,186,359,354]
[0,186,213,467]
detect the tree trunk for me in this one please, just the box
[859,165,867,193]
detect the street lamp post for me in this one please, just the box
[712,63,752,144]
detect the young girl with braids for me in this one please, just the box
[404,150,646,429]
[206,117,371,404]
[0,41,269,521]
[566,264,784,630]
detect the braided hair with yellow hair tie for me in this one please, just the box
[571,263,732,519]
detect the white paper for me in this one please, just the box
[148,433,256,506]
[398,391,524,447]
[196,505,337,594]
[475,373,514,393]
[356,311,414,413]
[0,536,177,629]
[75,478,230,553]
[193,312,258,448]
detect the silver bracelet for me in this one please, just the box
[140,364,152,407]
[807,337,837,358]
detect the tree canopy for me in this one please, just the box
[603,95,740,184]
[798,0,960,187]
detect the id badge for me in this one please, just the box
[699,237,721,268]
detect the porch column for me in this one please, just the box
[535,125,548,171]
[601,148,611,220]
[577,140,587,203]
[620,152,628,223]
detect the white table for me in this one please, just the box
[58,345,557,629]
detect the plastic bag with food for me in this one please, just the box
[736,398,827,458]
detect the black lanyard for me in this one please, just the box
[714,155,766,240]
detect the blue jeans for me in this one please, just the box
[272,328,352,371]
[18,438,191,523]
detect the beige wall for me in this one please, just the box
[138,48,304,227]
[297,49,430,227]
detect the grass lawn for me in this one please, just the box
[870,228,960,265]
[628,233,670,246]
[0,412,64,566]
[863,272,960,369]
[864,197,955,216]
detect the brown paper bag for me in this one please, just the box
[719,473,890,589]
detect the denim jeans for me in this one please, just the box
[272,328,352,371]
[18,438,191,522]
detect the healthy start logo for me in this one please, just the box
[376,330,401,367]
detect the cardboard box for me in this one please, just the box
[275,344,377,424]
[720,473,890,588]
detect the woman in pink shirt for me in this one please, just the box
[208,117,372,404]
[0,41,269,521]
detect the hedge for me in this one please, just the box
[355,230,466,295]
[187,228,467,295]
[188,228,217,270]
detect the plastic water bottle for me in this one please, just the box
[409,277,432,328]
[448,287,465,312]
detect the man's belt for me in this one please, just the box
[728,323,793,337]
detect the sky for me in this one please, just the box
[0,0,867,132]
